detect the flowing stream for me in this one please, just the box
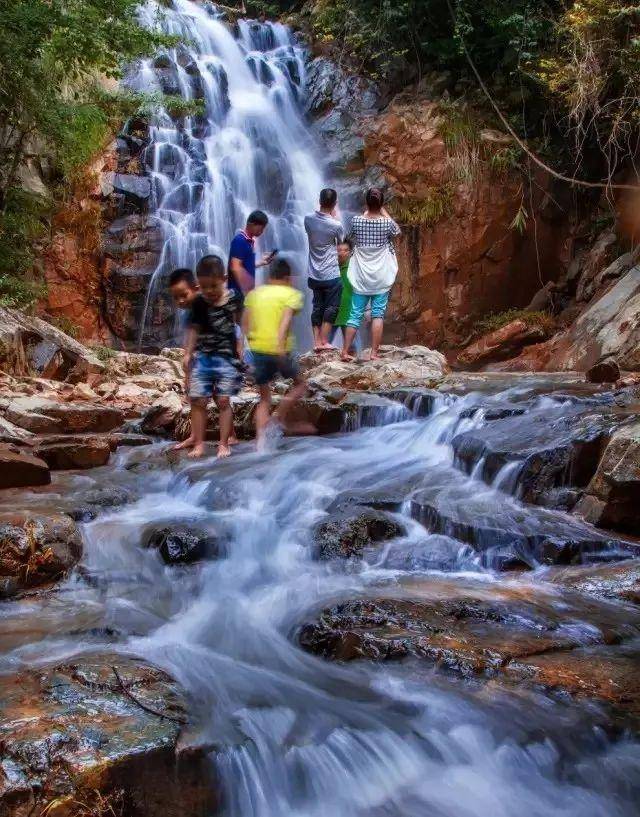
[2,380,640,816]
[130,0,322,347]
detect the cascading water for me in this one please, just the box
[130,0,322,348]
[2,380,640,816]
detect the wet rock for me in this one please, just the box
[143,524,220,565]
[299,577,640,716]
[457,319,551,369]
[0,511,82,597]
[0,306,104,382]
[506,642,640,720]
[107,431,154,451]
[549,560,640,605]
[34,434,112,470]
[300,345,449,392]
[68,485,138,522]
[409,466,626,566]
[382,535,477,572]
[575,420,640,535]
[451,403,619,504]
[586,357,620,384]
[0,654,217,817]
[6,397,124,435]
[112,173,152,209]
[140,392,184,436]
[0,444,50,490]
[313,508,406,561]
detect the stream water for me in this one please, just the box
[1,380,640,816]
[130,0,322,348]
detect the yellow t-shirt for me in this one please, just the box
[245,284,303,354]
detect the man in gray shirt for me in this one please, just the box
[304,188,344,350]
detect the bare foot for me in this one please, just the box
[370,353,381,360]
[187,443,207,459]
[320,342,334,350]
[217,443,232,459]
[174,436,196,451]
[228,435,239,446]
[341,353,356,362]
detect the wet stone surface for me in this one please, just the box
[298,576,640,722]
[0,654,217,817]
[313,508,407,561]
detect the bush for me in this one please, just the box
[391,187,454,225]
[474,308,555,336]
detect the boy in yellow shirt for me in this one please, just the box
[242,258,310,445]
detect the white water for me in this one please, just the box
[2,385,640,816]
[130,0,322,347]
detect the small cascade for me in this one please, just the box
[128,0,322,348]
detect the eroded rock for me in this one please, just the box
[34,434,112,470]
[0,511,82,597]
[313,508,406,560]
[142,524,220,565]
[0,445,50,490]
[0,654,217,817]
[6,397,124,435]
[575,420,640,534]
[457,319,551,369]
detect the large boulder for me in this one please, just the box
[0,511,82,597]
[140,392,184,435]
[5,397,124,434]
[34,434,112,470]
[142,523,221,564]
[457,318,552,369]
[0,654,217,817]
[575,420,640,535]
[0,306,104,381]
[300,345,449,392]
[0,444,50,489]
[298,577,640,719]
[313,507,406,561]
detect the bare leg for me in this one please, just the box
[370,318,384,359]
[312,325,324,352]
[341,326,358,361]
[319,321,335,349]
[275,378,307,430]
[187,400,208,458]
[215,395,233,459]
[255,384,272,446]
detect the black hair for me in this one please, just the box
[196,254,226,280]
[338,237,353,250]
[247,210,269,227]
[270,258,293,281]
[319,188,338,209]
[168,268,196,288]
[365,187,384,211]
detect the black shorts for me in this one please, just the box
[252,352,300,386]
[308,277,342,326]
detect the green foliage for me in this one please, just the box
[474,308,555,336]
[312,0,555,84]
[490,145,523,175]
[91,345,118,362]
[0,0,176,311]
[46,315,80,338]
[391,187,454,226]
[0,190,50,308]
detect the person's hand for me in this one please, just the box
[260,251,276,267]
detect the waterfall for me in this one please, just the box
[129,0,322,348]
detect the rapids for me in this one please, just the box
[1,380,640,816]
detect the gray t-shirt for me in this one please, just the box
[304,211,345,281]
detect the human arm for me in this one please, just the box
[182,327,197,390]
[229,257,254,295]
[276,307,296,357]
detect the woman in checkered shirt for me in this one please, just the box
[341,188,401,361]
